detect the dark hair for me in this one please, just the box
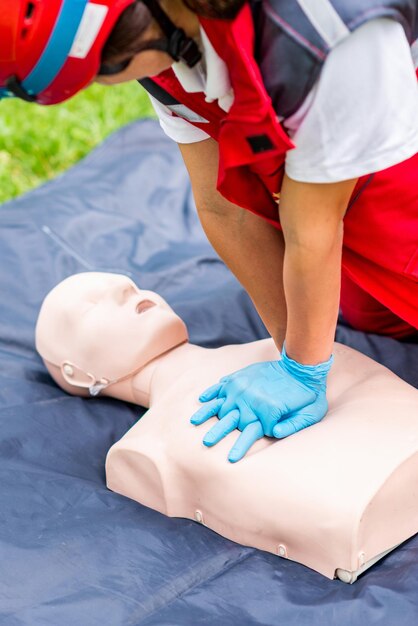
[101,0,247,64]
[185,0,246,18]
[101,3,153,64]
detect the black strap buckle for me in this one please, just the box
[5,75,37,103]
[168,28,202,67]
[141,0,202,68]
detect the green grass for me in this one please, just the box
[0,81,154,204]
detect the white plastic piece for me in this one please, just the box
[336,568,356,584]
[63,364,74,377]
[278,544,287,558]
[194,510,204,524]
[89,381,108,397]
[335,544,401,584]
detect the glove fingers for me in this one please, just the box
[199,382,223,402]
[218,395,238,419]
[228,421,264,463]
[272,396,327,439]
[190,397,225,425]
[236,401,257,430]
[272,409,315,439]
[203,410,240,447]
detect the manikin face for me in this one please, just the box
[35,273,188,391]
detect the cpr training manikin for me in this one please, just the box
[35,272,418,583]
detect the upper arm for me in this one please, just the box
[279,174,358,249]
[178,139,232,214]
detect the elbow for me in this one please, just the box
[194,189,243,221]
[195,197,228,217]
[284,220,344,256]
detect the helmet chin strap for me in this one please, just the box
[140,0,202,67]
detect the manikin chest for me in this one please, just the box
[106,340,418,582]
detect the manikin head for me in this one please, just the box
[35,273,188,399]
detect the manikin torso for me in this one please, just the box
[107,338,418,581]
[35,273,418,582]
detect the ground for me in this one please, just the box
[0,82,154,204]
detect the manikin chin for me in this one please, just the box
[36,272,418,584]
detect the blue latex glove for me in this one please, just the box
[190,344,333,462]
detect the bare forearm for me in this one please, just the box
[279,173,357,364]
[199,204,287,345]
[283,224,343,364]
[179,139,287,346]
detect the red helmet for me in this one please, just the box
[0,0,201,105]
[0,0,136,105]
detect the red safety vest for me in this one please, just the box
[151,5,418,329]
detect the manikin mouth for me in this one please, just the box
[136,299,156,314]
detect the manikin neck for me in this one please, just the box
[105,342,205,408]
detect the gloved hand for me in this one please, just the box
[190,344,333,462]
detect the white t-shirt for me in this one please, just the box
[149,18,418,183]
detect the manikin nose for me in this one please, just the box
[109,283,137,304]
[136,300,156,314]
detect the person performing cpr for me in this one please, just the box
[1,1,418,460]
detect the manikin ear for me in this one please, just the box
[40,360,90,397]
[60,361,104,392]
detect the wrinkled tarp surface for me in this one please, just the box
[1,120,418,626]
